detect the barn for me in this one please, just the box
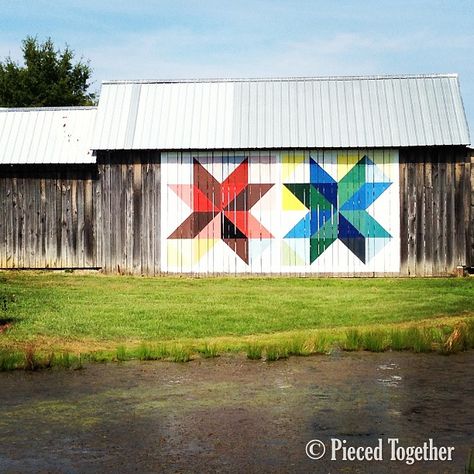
[0,74,472,276]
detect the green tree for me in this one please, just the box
[0,36,95,107]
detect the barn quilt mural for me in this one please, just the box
[161,150,400,273]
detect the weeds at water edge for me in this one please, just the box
[466,448,474,474]
[246,344,263,360]
[0,350,23,371]
[196,343,219,359]
[265,345,288,362]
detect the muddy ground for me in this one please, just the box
[0,351,473,473]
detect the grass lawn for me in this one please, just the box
[0,271,473,366]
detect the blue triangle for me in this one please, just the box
[310,209,334,236]
[284,213,311,238]
[338,213,364,239]
[310,158,337,184]
[313,182,338,207]
[340,182,391,210]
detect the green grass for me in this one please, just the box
[196,342,219,359]
[265,345,288,361]
[344,329,364,351]
[467,448,474,474]
[0,349,24,371]
[246,343,264,360]
[0,271,473,368]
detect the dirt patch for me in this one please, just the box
[0,318,14,334]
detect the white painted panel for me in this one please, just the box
[161,149,400,274]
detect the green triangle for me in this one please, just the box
[310,237,336,262]
[338,160,366,205]
[340,210,391,238]
[284,184,311,207]
[309,219,338,262]
[313,218,338,239]
[310,185,333,210]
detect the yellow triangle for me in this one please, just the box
[281,241,305,266]
[167,240,191,267]
[282,185,307,211]
[337,153,360,180]
[282,153,306,180]
[193,239,218,264]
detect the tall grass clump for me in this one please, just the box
[405,327,432,353]
[197,342,219,359]
[443,321,474,354]
[467,320,474,349]
[246,343,263,360]
[0,350,23,371]
[265,345,288,362]
[362,331,388,352]
[313,334,331,354]
[389,329,408,351]
[344,329,363,351]
[302,335,330,355]
[52,352,83,369]
[24,346,42,371]
[466,448,474,474]
[54,352,73,368]
[285,338,311,356]
[115,346,128,361]
[136,344,163,361]
[168,345,192,362]
[389,328,433,352]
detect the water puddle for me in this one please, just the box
[0,351,472,473]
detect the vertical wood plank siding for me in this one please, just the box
[0,147,471,275]
[399,146,471,275]
[96,150,161,274]
[470,150,474,268]
[0,165,97,269]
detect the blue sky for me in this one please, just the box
[1,0,473,136]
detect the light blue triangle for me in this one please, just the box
[284,213,311,238]
[364,157,391,184]
[366,237,391,262]
[249,239,272,260]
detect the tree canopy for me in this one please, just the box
[0,36,95,107]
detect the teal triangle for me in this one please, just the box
[340,210,391,238]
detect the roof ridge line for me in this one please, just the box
[101,73,459,85]
[0,106,97,112]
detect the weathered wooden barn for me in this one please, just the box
[0,74,472,276]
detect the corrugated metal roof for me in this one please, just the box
[92,74,470,150]
[0,107,97,164]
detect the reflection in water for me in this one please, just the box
[0,351,472,473]
[377,362,402,387]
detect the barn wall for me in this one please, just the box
[399,146,471,275]
[0,147,471,276]
[470,149,474,269]
[96,151,161,275]
[0,165,97,268]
